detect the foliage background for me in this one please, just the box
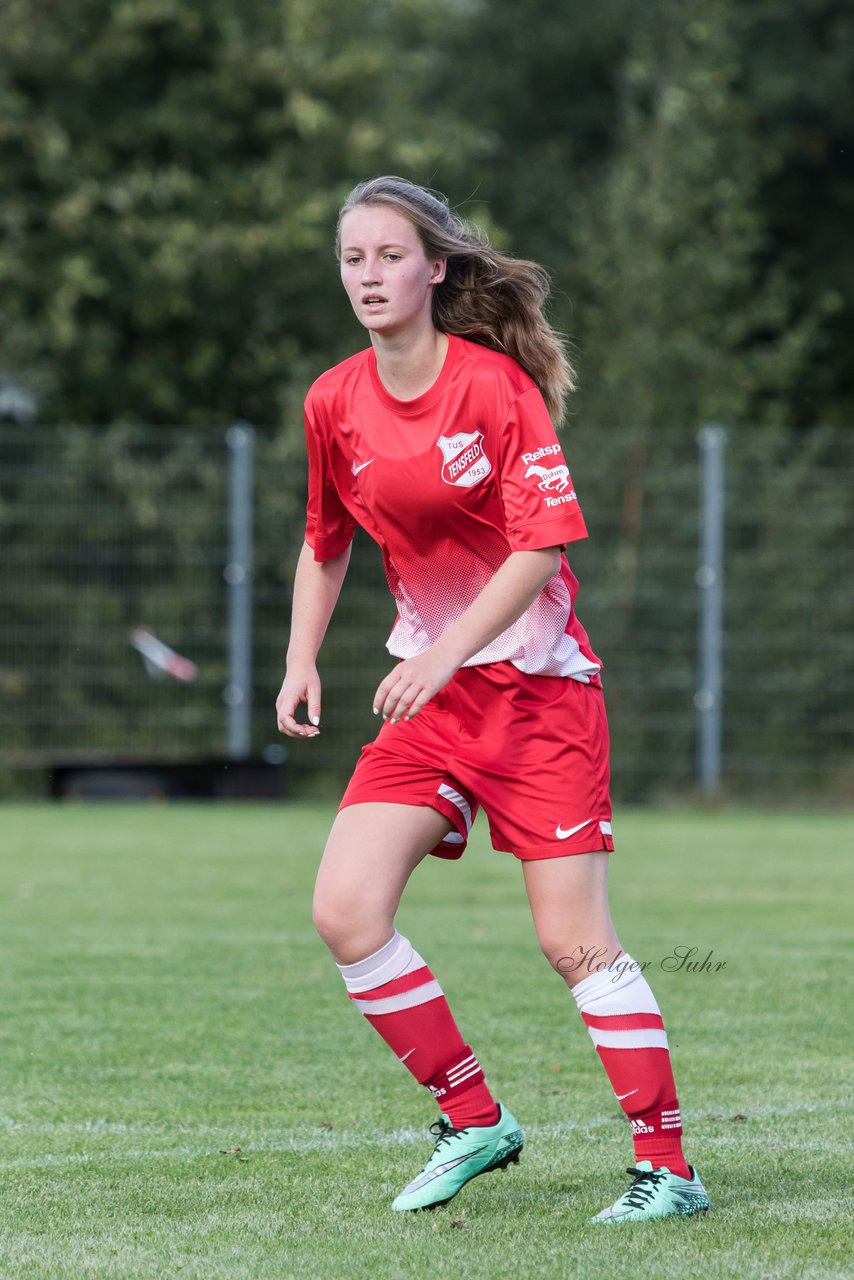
[3,0,852,428]
[1,0,852,801]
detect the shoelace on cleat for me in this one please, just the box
[427,1119,466,1154]
[620,1165,670,1210]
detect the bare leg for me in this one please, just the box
[312,800,502,1132]
[522,851,623,987]
[312,802,453,963]
[523,849,691,1178]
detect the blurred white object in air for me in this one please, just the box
[129,627,198,683]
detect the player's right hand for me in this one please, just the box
[276,664,321,738]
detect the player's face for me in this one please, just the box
[339,205,446,338]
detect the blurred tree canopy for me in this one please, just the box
[435,0,853,429]
[0,0,475,423]
[1,0,851,428]
[2,1,853,802]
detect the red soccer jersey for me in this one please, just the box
[304,334,602,681]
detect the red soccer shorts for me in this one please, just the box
[339,661,614,860]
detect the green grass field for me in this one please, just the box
[0,803,851,1279]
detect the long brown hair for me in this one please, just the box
[337,177,575,424]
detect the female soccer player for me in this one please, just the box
[276,176,709,1223]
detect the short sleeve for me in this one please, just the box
[495,388,588,551]
[304,399,356,562]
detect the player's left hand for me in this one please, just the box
[373,648,460,724]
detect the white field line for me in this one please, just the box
[0,1099,850,1171]
[0,1095,847,1138]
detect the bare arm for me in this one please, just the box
[276,540,352,738]
[373,546,561,722]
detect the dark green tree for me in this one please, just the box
[431,0,854,429]
[0,0,476,425]
[572,0,822,430]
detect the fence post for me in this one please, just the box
[224,423,254,759]
[696,424,726,792]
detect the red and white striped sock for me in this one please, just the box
[337,931,500,1129]
[572,955,690,1178]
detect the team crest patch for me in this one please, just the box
[437,431,492,488]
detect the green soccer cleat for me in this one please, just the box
[391,1103,523,1212]
[592,1160,710,1223]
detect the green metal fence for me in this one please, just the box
[1,423,851,803]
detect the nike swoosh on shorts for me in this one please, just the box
[352,459,374,475]
[555,818,594,839]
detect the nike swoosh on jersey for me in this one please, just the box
[352,459,374,475]
[555,818,593,840]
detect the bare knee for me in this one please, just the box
[536,936,625,989]
[311,890,340,950]
[312,886,393,966]
[535,931,584,983]
[310,802,444,965]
